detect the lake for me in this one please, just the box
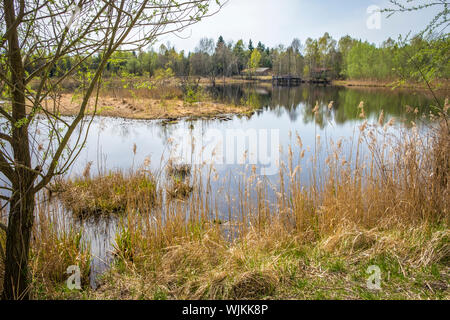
[31,84,442,287]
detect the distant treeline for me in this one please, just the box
[36,33,449,82]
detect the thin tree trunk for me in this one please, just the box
[2,0,35,300]
[2,192,35,300]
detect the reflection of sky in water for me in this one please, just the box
[64,85,436,182]
[66,110,358,189]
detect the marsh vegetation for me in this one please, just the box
[1,91,448,300]
[0,0,448,301]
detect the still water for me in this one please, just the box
[47,84,441,286]
[68,84,435,175]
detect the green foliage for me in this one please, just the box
[342,35,449,84]
[184,86,201,104]
[114,225,134,263]
[22,34,449,83]
[249,50,261,69]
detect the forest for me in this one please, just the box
[39,33,450,83]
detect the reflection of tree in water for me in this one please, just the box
[157,121,181,143]
[206,84,246,105]
[333,88,435,125]
[156,118,220,152]
[207,84,437,126]
[206,84,272,108]
[118,122,131,138]
[269,86,336,126]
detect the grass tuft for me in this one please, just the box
[54,170,158,217]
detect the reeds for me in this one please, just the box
[30,215,91,297]
[166,161,193,200]
[97,100,448,299]
[1,100,448,299]
[54,169,158,217]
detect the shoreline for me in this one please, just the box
[30,80,448,122]
[332,79,450,92]
[39,93,255,121]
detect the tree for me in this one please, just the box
[304,38,320,76]
[217,35,225,47]
[191,37,216,84]
[338,35,357,77]
[214,38,234,82]
[257,41,265,52]
[248,39,254,52]
[317,32,337,70]
[0,0,223,300]
[383,0,449,106]
[140,51,158,77]
[249,49,261,69]
[291,38,302,54]
[233,39,247,75]
[126,56,142,75]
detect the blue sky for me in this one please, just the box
[157,0,442,52]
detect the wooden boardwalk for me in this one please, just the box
[272,75,330,86]
[272,75,302,86]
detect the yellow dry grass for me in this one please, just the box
[53,169,158,217]
[1,99,448,300]
[37,93,253,120]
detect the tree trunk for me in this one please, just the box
[2,0,35,300]
[2,191,35,300]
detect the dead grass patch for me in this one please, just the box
[54,170,157,217]
[36,93,253,120]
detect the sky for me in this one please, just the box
[156,0,442,52]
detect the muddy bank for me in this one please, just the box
[39,94,255,120]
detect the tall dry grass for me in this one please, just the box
[30,203,91,298]
[1,99,448,299]
[0,198,92,299]
[53,168,159,217]
[89,100,449,299]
